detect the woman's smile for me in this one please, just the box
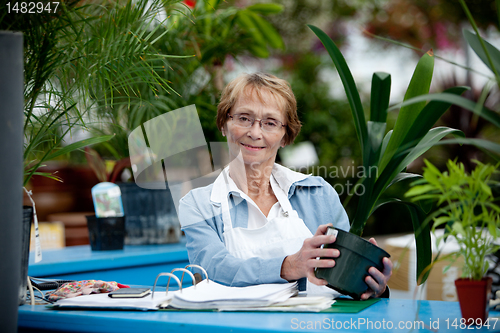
[240,142,266,150]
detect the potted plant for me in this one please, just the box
[405,159,500,323]
[307,24,473,298]
[1,0,188,304]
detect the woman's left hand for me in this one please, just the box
[360,238,393,300]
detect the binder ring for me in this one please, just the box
[152,273,182,299]
[183,264,209,283]
[170,268,196,288]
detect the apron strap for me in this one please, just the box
[220,168,234,231]
[270,174,293,216]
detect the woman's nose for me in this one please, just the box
[247,121,263,139]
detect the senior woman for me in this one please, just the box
[179,73,392,299]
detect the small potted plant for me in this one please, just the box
[405,159,500,323]
[5,0,183,304]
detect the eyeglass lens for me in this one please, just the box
[232,114,282,132]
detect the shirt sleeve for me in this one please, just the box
[290,177,350,234]
[322,178,350,232]
[179,191,289,287]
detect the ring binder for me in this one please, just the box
[152,265,209,299]
[152,273,181,299]
[181,264,209,285]
[167,268,196,290]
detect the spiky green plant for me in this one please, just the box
[308,24,474,284]
[360,0,500,158]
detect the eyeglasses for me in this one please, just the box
[227,113,286,133]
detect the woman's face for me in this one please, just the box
[224,89,286,169]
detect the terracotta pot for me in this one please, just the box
[455,277,492,324]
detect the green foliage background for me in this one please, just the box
[4,0,499,239]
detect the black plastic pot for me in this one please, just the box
[86,215,125,251]
[315,227,390,299]
[118,182,180,245]
[19,206,33,305]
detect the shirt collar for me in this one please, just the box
[210,163,311,205]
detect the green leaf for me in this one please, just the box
[388,93,500,129]
[406,203,432,284]
[406,194,440,202]
[433,215,452,228]
[246,10,284,50]
[205,0,222,11]
[29,172,63,182]
[396,127,465,173]
[452,222,465,236]
[372,127,464,217]
[372,198,432,284]
[404,184,436,197]
[102,141,122,160]
[248,44,269,58]
[364,121,386,171]
[463,29,500,80]
[399,86,468,147]
[480,181,493,197]
[370,72,391,123]
[45,135,114,161]
[246,3,284,14]
[379,51,434,172]
[378,130,392,166]
[237,10,266,46]
[386,172,422,190]
[488,219,497,238]
[308,24,367,158]
[433,138,500,155]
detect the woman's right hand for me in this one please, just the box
[280,223,339,285]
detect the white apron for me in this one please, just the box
[220,173,334,295]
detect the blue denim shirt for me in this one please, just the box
[178,164,350,287]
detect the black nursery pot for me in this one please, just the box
[19,206,33,305]
[315,227,390,299]
[86,215,125,251]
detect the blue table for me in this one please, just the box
[28,239,190,286]
[18,299,500,332]
[20,240,500,332]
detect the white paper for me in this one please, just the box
[55,291,173,310]
[51,280,333,312]
[168,280,298,310]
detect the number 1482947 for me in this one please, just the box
[6,2,59,14]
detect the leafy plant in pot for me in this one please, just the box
[308,24,469,299]
[1,0,184,304]
[3,1,109,304]
[406,159,500,323]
